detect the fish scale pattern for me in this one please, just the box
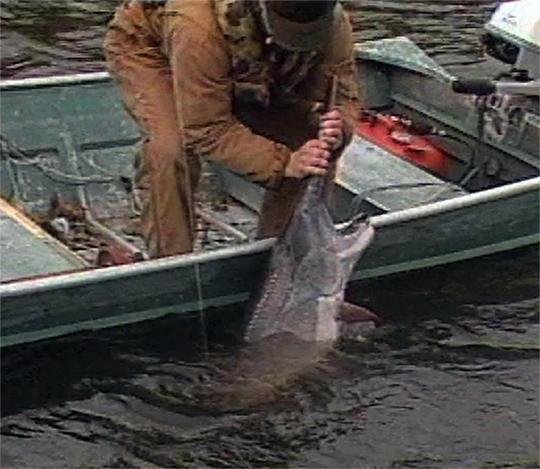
[245,177,375,343]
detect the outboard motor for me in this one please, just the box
[454,0,539,95]
[452,0,539,153]
[483,0,539,81]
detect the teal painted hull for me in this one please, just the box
[1,47,538,347]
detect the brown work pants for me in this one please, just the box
[105,29,202,258]
[104,16,318,258]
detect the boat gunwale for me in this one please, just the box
[0,238,275,296]
[0,72,110,89]
[370,176,540,228]
[1,176,538,296]
[1,72,538,295]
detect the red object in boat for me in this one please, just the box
[357,113,450,175]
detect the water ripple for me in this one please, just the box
[1,0,504,79]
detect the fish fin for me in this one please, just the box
[337,301,381,325]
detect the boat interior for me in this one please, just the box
[1,38,538,283]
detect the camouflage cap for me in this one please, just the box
[259,0,339,52]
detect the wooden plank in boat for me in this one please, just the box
[0,199,87,283]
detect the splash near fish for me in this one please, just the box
[245,176,375,344]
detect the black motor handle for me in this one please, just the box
[451,79,497,96]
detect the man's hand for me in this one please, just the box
[318,109,344,151]
[285,139,331,178]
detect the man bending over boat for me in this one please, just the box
[104,0,360,258]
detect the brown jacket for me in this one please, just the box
[108,0,360,188]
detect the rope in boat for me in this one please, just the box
[1,132,143,215]
[0,133,117,185]
[173,78,210,356]
[194,262,209,356]
[347,181,463,218]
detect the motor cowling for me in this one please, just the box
[483,0,540,79]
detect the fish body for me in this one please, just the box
[245,177,375,344]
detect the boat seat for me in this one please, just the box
[336,136,467,212]
[216,135,467,217]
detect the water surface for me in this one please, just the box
[1,0,500,79]
[2,248,538,468]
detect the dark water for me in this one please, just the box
[1,1,539,468]
[2,248,539,468]
[0,0,501,80]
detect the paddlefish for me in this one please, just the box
[245,176,376,344]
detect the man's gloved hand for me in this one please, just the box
[318,109,344,151]
[285,139,331,178]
